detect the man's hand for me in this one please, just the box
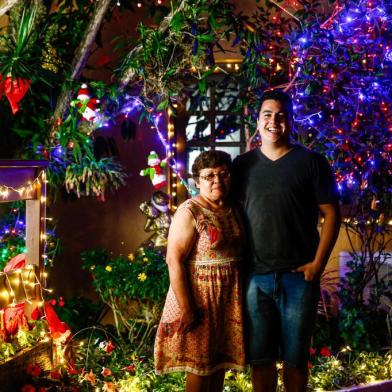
[177,308,199,334]
[296,261,323,282]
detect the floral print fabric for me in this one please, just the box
[154,199,246,376]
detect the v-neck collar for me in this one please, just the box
[257,145,298,163]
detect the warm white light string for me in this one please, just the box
[0,171,44,199]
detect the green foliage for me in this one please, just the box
[81,247,169,352]
[48,296,102,332]
[0,4,45,81]
[0,320,48,363]
[120,0,238,104]
[309,349,392,391]
[57,345,392,391]
[81,248,168,303]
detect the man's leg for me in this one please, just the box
[279,272,320,392]
[251,363,278,392]
[245,273,280,392]
[282,366,308,392]
[207,369,225,392]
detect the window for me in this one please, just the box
[181,73,246,194]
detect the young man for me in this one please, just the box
[232,90,340,392]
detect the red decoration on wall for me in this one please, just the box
[0,75,32,114]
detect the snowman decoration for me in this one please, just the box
[140,151,167,189]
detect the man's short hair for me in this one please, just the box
[259,89,294,121]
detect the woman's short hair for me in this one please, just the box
[192,150,232,179]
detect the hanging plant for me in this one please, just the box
[0,4,49,81]
[65,156,127,200]
[119,0,239,106]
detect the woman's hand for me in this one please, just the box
[177,308,199,334]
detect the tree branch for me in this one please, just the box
[119,0,188,89]
[50,0,112,138]
[0,0,21,16]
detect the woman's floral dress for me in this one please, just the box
[154,198,246,376]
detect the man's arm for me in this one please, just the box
[296,203,341,281]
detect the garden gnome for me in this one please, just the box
[139,151,167,189]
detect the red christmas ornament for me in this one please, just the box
[3,253,26,272]
[44,302,71,343]
[0,74,31,114]
[4,303,28,336]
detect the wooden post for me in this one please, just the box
[0,160,48,313]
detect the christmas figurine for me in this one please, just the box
[71,83,101,123]
[138,191,172,252]
[140,151,167,189]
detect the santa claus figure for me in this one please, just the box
[75,83,100,122]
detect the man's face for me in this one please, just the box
[257,99,292,147]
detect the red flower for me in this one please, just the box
[50,299,57,306]
[309,347,316,355]
[50,369,61,380]
[103,382,117,392]
[101,367,112,377]
[83,370,96,386]
[320,346,332,357]
[104,340,115,353]
[308,362,313,369]
[26,363,42,377]
[123,364,136,373]
[67,365,79,375]
[21,385,36,392]
[58,300,65,307]
[207,226,220,244]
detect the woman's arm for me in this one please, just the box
[166,207,198,333]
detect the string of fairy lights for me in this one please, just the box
[0,169,52,329]
[0,172,44,200]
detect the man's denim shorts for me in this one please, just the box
[245,271,320,368]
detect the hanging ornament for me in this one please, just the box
[0,75,31,114]
[82,98,100,122]
[71,83,101,123]
[140,151,167,189]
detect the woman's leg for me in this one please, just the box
[186,372,210,392]
[207,369,225,392]
[186,370,226,392]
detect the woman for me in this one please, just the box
[154,150,246,392]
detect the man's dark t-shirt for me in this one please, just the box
[232,145,339,274]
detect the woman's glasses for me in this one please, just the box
[198,171,230,182]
